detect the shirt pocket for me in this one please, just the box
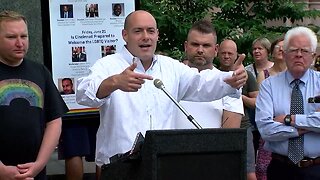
[306,102,320,113]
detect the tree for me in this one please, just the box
[140,0,320,64]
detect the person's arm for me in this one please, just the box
[221,110,242,128]
[96,75,120,99]
[295,113,320,133]
[0,161,20,179]
[0,161,5,176]
[255,79,299,141]
[15,118,62,179]
[36,118,62,169]
[242,71,259,109]
[273,113,320,134]
[77,62,152,107]
[256,71,265,87]
[96,63,153,99]
[221,95,243,128]
[242,91,258,109]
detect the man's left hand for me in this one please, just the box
[224,54,247,89]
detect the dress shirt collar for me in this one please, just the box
[120,46,158,70]
[285,69,310,87]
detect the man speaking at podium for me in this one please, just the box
[76,10,247,175]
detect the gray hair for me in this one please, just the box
[283,26,317,52]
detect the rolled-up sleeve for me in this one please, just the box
[76,64,108,108]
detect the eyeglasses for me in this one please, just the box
[286,47,314,56]
[275,45,283,49]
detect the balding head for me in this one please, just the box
[122,10,159,66]
[124,10,157,30]
[218,39,238,71]
[219,39,237,52]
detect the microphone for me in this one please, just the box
[308,96,320,103]
[154,79,202,129]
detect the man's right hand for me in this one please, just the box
[0,164,20,180]
[115,63,153,92]
[96,63,153,99]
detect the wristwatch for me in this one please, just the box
[284,114,292,126]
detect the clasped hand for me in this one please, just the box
[0,162,39,180]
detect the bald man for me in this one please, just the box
[76,11,248,174]
[218,39,238,71]
[218,39,258,180]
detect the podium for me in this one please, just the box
[102,128,247,180]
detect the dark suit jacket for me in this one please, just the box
[72,53,86,62]
[61,11,73,18]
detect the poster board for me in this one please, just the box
[45,0,138,116]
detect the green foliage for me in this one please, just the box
[140,0,320,64]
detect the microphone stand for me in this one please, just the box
[160,86,202,129]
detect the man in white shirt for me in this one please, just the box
[175,21,243,129]
[76,10,247,173]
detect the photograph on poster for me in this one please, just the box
[59,78,75,95]
[60,4,73,18]
[72,46,87,62]
[86,4,99,18]
[112,3,124,17]
[101,45,116,57]
[49,0,136,111]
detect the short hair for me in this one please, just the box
[62,78,73,85]
[270,36,284,54]
[283,26,318,52]
[113,3,121,9]
[252,37,271,53]
[188,20,217,43]
[0,10,27,25]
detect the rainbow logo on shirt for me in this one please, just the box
[0,79,44,108]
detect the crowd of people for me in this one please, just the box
[1,8,320,180]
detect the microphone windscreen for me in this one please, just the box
[154,79,163,89]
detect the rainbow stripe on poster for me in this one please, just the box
[0,79,44,108]
[67,107,99,114]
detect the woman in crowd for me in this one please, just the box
[255,37,286,180]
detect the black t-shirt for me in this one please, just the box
[0,59,68,166]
